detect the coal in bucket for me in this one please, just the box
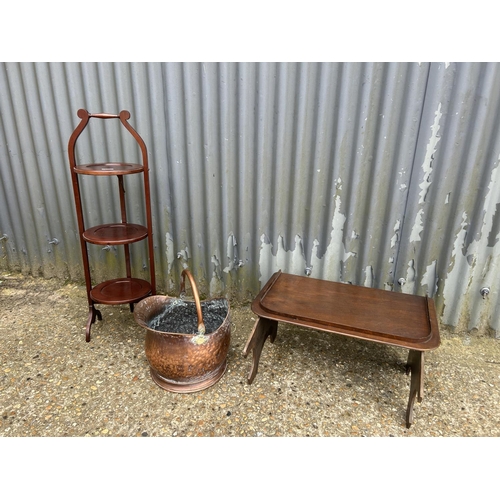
[134,269,230,393]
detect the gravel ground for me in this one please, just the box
[1,272,500,438]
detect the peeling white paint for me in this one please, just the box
[210,255,223,296]
[364,265,374,288]
[176,246,190,269]
[258,234,306,285]
[421,259,438,296]
[288,235,306,276]
[442,211,469,324]
[418,103,442,204]
[480,163,500,249]
[442,161,500,327]
[223,233,238,273]
[445,192,450,205]
[390,219,401,248]
[401,259,416,294]
[410,209,424,243]
[258,193,355,285]
[310,194,356,281]
[408,103,443,248]
[165,232,175,274]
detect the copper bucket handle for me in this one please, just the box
[180,269,206,335]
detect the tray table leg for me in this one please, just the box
[405,350,424,428]
[242,317,278,384]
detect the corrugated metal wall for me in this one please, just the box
[1,62,499,334]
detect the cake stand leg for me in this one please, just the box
[85,305,102,342]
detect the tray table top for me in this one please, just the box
[252,271,440,350]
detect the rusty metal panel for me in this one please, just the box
[0,62,499,334]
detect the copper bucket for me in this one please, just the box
[133,269,231,393]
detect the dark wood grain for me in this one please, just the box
[74,162,144,175]
[83,223,148,245]
[252,271,440,350]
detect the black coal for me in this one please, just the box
[148,298,229,334]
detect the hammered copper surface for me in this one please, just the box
[134,283,231,393]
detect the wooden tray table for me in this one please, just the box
[243,271,440,428]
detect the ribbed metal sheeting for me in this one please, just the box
[395,63,500,333]
[0,62,499,333]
